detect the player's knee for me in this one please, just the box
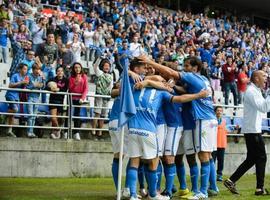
[163,155,175,164]
[148,157,159,170]
[175,154,183,165]
[187,154,197,166]
[198,152,210,162]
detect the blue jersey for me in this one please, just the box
[109,96,120,121]
[182,103,196,130]
[181,72,216,120]
[164,99,183,128]
[156,106,166,125]
[5,73,26,101]
[128,88,172,134]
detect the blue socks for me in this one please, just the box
[138,163,145,189]
[156,161,163,191]
[112,158,119,190]
[147,168,158,198]
[176,163,187,190]
[200,161,210,195]
[190,164,199,193]
[127,167,138,198]
[125,159,131,188]
[164,163,176,195]
[209,159,218,191]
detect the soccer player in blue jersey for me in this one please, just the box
[160,88,183,199]
[126,59,209,200]
[176,102,199,198]
[139,56,218,199]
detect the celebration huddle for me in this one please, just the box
[1,0,270,200]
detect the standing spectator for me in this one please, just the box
[37,33,58,68]
[31,17,47,53]
[69,62,88,141]
[67,33,86,63]
[210,59,222,91]
[130,35,144,58]
[0,19,8,63]
[22,50,35,74]
[58,16,71,45]
[90,25,105,62]
[26,63,45,138]
[5,63,29,137]
[222,56,238,105]
[58,44,74,77]
[9,35,32,76]
[82,22,94,65]
[92,58,113,139]
[212,106,227,182]
[47,66,69,139]
[224,70,270,196]
[0,4,9,21]
[14,24,31,43]
[237,65,249,104]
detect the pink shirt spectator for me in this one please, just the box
[69,74,88,100]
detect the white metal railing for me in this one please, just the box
[1,87,270,139]
[0,87,111,139]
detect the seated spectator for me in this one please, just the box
[47,66,69,139]
[5,63,29,137]
[69,62,88,141]
[26,63,45,138]
[92,57,113,139]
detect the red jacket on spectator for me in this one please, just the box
[222,63,237,83]
[237,72,248,92]
[69,74,88,100]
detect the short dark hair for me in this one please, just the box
[18,63,28,70]
[129,58,144,71]
[32,63,41,70]
[184,56,203,72]
[214,106,223,112]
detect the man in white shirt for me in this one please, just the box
[224,70,270,196]
[129,36,144,57]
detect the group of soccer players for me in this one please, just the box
[108,55,218,200]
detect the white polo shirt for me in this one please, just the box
[242,83,270,133]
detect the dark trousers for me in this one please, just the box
[212,148,225,176]
[230,134,267,189]
[72,100,81,134]
[224,82,238,105]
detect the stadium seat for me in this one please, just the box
[233,117,243,128]
[38,105,49,114]
[262,118,270,132]
[0,102,8,112]
[223,116,234,132]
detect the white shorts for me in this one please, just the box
[128,128,159,159]
[177,129,200,155]
[164,126,183,156]
[94,97,109,117]
[109,120,128,154]
[177,132,185,155]
[157,124,167,156]
[195,119,218,152]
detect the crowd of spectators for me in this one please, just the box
[1,0,270,139]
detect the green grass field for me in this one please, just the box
[0,175,270,200]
